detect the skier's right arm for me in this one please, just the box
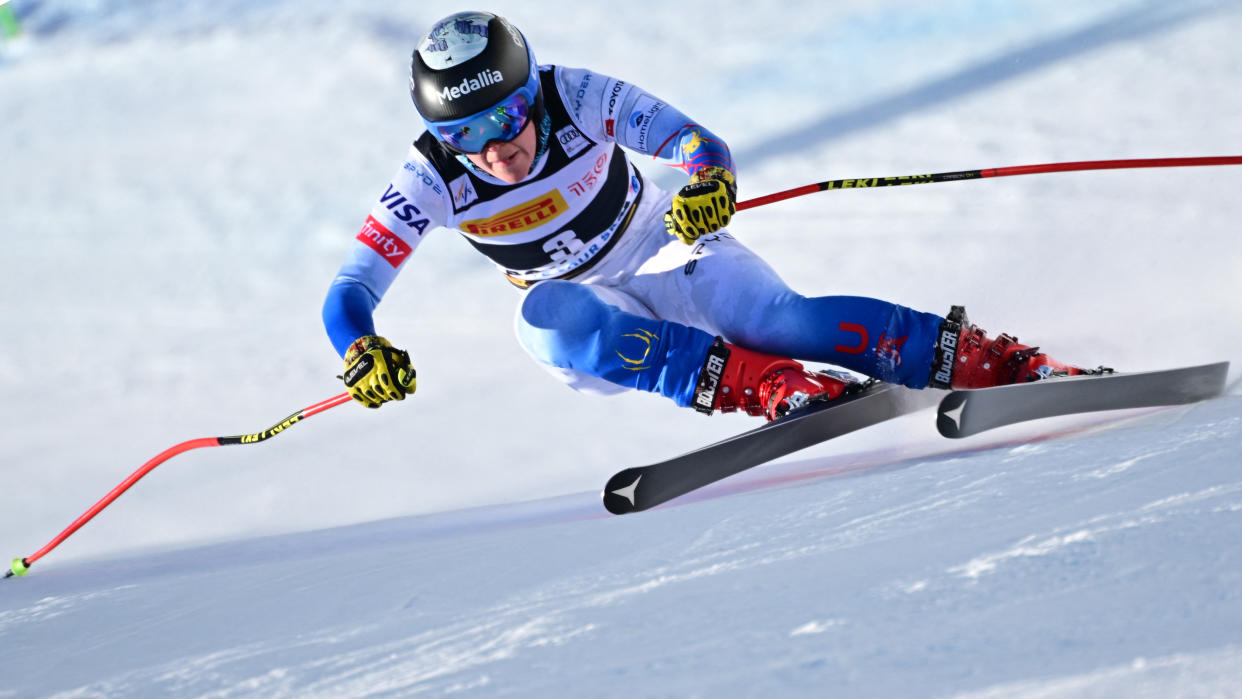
[322,152,449,408]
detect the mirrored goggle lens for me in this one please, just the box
[435,92,531,154]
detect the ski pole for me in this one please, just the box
[736,155,1242,211]
[5,392,354,580]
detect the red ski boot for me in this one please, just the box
[692,338,858,420]
[928,306,1092,389]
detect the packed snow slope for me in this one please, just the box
[2,0,1241,695]
[2,396,1241,697]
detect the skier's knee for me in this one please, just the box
[516,281,609,369]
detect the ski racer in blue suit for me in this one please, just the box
[323,11,1088,421]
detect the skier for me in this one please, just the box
[323,11,1090,421]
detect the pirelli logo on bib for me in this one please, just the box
[462,191,569,237]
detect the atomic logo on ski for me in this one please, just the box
[938,397,968,434]
[942,398,966,429]
[609,474,642,506]
[935,392,970,438]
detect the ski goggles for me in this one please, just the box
[427,88,535,154]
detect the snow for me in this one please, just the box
[2,0,1241,695]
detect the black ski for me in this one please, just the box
[602,383,940,515]
[936,361,1230,439]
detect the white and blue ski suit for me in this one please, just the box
[323,65,946,408]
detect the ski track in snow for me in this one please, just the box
[0,585,138,635]
[957,645,1242,699]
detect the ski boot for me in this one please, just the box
[692,338,859,421]
[928,305,1098,389]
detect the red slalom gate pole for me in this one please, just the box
[735,155,1242,211]
[5,392,354,579]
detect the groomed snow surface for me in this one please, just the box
[2,0,1241,696]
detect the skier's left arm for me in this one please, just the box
[643,113,737,245]
[559,67,736,243]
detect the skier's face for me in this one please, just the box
[465,119,537,184]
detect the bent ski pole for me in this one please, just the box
[736,155,1242,211]
[5,392,354,580]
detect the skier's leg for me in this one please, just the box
[518,239,1088,417]
[515,279,860,419]
[627,232,1087,390]
[628,232,945,388]
[514,280,717,406]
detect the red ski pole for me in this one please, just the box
[5,392,354,579]
[736,155,1242,211]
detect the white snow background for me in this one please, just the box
[2,0,1241,695]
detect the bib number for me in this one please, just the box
[543,230,585,263]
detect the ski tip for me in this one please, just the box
[601,470,644,515]
[937,392,969,439]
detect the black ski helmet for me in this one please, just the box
[410,11,543,153]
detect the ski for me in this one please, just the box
[936,361,1230,439]
[602,383,941,515]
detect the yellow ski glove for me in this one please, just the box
[342,335,417,409]
[664,166,737,245]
